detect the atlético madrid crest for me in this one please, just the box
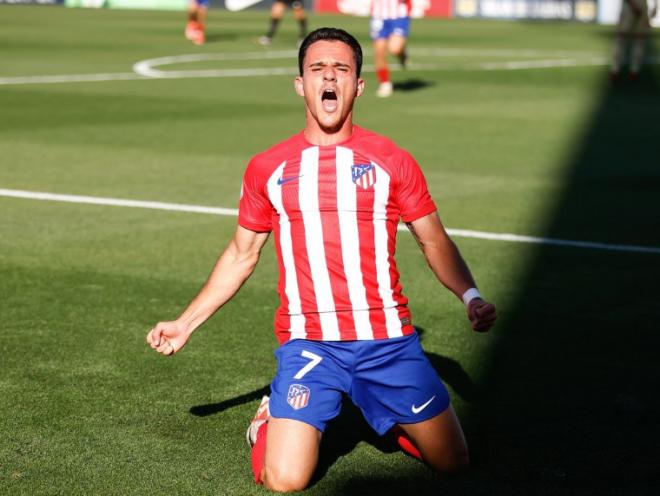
[352,163,376,189]
[287,384,310,410]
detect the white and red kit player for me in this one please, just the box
[147,28,496,492]
[611,0,658,80]
[185,0,209,46]
[370,0,413,97]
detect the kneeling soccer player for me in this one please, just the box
[147,27,497,491]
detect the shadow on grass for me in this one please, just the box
[459,61,660,493]
[189,385,270,417]
[204,32,239,44]
[393,79,435,93]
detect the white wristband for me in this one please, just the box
[462,288,481,306]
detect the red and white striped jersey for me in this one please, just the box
[239,126,436,344]
[371,0,411,20]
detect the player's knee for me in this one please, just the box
[262,465,310,493]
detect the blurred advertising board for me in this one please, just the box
[0,0,63,4]
[64,0,186,9]
[315,0,453,17]
[453,0,597,21]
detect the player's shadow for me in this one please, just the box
[203,32,239,44]
[393,79,435,93]
[417,326,479,402]
[189,385,270,417]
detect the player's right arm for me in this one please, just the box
[146,225,270,356]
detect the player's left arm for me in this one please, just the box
[407,212,497,332]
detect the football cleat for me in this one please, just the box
[246,395,270,447]
[191,24,205,45]
[376,82,393,98]
[257,36,272,47]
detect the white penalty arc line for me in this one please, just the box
[0,48,620,86]
[0,60,607,86]
[1,188,659,255]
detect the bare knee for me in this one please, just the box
[262,465,311,493]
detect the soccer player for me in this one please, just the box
[370,0,412,97]
[147,27,497,491]
[611,0,657,81]
[257,0,308,47]
[185,0,208,46]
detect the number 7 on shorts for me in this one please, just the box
[293,350,322,379]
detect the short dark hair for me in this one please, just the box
[298,27,363,77]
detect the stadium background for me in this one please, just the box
[0,0,634,23]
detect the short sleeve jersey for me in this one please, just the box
[239,126,436,344]
[371,0,411,20]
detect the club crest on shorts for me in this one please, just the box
[287,384,310,410]
[352,163,376,189]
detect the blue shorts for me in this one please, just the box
[370,17,411,41]
[269,333,450,435]
[193,0,209,7]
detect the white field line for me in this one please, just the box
[0,48,617,86]
[477,57,608,70]
[1,188,659,255]
[0,72,147,85]
[0,188,238,216]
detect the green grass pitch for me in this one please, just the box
[1,5,659,495]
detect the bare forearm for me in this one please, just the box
[421,237,476,300]
[407,213,496,332]
[176,239,260,335]
[407,214,477,302]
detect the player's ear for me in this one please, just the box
[356,78,365,98]
[294,76,304,97]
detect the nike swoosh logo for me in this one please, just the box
[277,175,302,186]
[411,395,436,414]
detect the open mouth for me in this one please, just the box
[321,89,338,112]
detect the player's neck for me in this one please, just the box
[303,117,354,146]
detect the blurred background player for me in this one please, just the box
[185,0,208,46]
[258,0,308,47]
[370,0,411,97]
[610,0,657,81]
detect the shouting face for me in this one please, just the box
[295,40,365,141]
